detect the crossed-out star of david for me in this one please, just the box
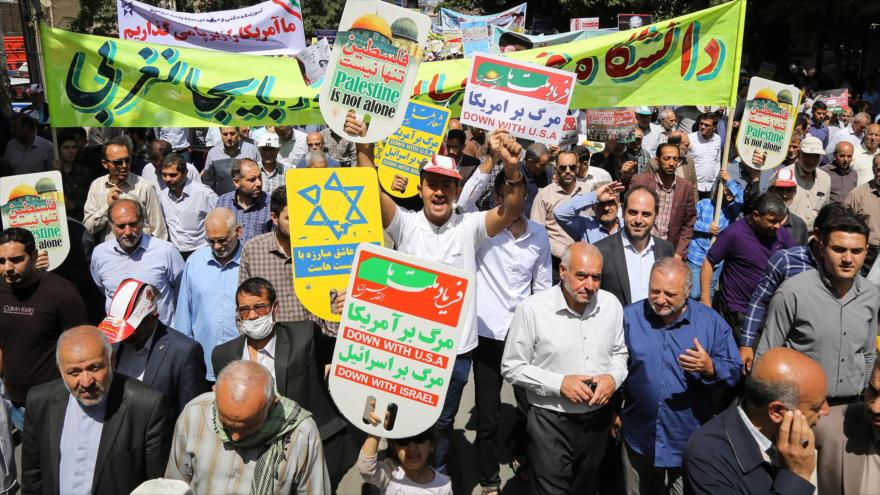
[297,172,366,240]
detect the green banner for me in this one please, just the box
[42,0,744,128]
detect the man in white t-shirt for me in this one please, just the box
[687,112,722,195]
[344,112,525,475]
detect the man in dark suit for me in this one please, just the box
[212,277,356,492]
[22,325,172,495]
[684,348,830,495]
[629,142,697,258]
[595,187,675,306]
[99,278,208,416]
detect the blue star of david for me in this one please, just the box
[297,172,366,240]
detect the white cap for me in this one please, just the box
[98,279,157,344]
[131,479,193,495]
[257,133,280,149]
[799,135,825,155]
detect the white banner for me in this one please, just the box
[117,0,306,55]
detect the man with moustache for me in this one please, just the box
[203,126,261,196]
[820,141,858,203]
[783,134,830,230]
[554,181,625,244]
[216,158,272,242]
[620,258,740,494]
[22,326,172,494]
[852,123,880,184]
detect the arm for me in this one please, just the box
[707,322,743,387]
[606,307,629,390]
[291,420,331,495]
[553,192,599,240]
[699,259,715,307]
[500,305,565,396]
[202,158,217,190]
[458,155,496,213]
[529,189,546,225]
[176,343,209,416]
[174,266,194,338]
[164,414,193,482]
[346,112,398,229]
[692,200,712,233]
[676,184,697,257]
[82,183,110,236]
[484,131,524,237]
[740,256,787,348]
[21,401,40,494]
[143,185,168,240]
[145,394,173,479]
[755,290,796,360]
[531,233,553,293]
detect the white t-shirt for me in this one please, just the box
[687,131,722,192]
[386,207,489,354]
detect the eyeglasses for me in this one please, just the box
[106,157,131,166]
[556,164,577,171]
[236,303,272,318]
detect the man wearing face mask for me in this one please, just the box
[212,277,356,491]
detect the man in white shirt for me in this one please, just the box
[637,106,665,158]
[501,242,629,494]
[687,112,722,195]
[346,114,525,475]
[139,140,200,190]
[853,123,880,185]
[157,153,218,258]
[275,125,307,169]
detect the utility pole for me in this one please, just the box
[17,0,42,89]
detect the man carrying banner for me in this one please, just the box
[346,112,525,475]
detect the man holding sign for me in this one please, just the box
[345,113,524,474]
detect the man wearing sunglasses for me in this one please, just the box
[83,136,168,242]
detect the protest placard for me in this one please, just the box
[440,4,526,33]
[491,25,604,54]
[618,13,653,31]
[117,0,306,55]
[736,77,800,171]
[0,172,69,269]
[286,168,384,322]
[315,29,338,44]
[560,116,578,147]
[583,108,637,143]
[460,54,575,145]
[319,0,431,143]
[329,243,474,438]
[570,17,600,31]
[460,20,490,58]
[815,88,850,115]
[297,38,331,85]
[377,101,450,198]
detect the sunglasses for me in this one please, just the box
[106,157,131,166]
[393,432,432,446]
[556,164,577,171]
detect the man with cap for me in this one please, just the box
[768,168,810,245]
[347,113,525,475]
[100,278,208,417]
[636,106,665,157]
[783,134,830,230]
[256,132,286,196]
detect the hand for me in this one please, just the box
[548,144,560,158]
[560,375,594,404]
[587,374,616,406]
[106,185,122,205]
[332,288,347,315]
[776,410,816,481]
[35,250,49,271]
[751,152,766,167]
[621,160,637,174]
[674,253,682,260]
[709,222,720,235]
[739,346,754,374]
[487,129,505,162]
[610,413,622,440]
[343,110,366,137]
[498,132,522,168]
[391,174,408,193]
[719,169,730,183]
[678,338,715,378]
[365,398,392,429]
[595,181,624,202]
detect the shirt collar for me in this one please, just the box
[736,404,774,460]
[654,173,676,191]
[103,174,133,189]
[644,299,691,327]
[166,179,193,201]
[209,242,243,268]
[552,284,600,318]
[113,233,150,256]
[622,231,655,254]
[251,334,276,359]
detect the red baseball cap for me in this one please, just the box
[98,279,158,344]
[422,155,462,180]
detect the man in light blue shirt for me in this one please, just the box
[90,198,184,327]
[554,181,625,244]
[156,153,218,258]
[175,207,242,381]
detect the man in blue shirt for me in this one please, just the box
[807,100,830,149]
[175,207,242,381]
[554,181,625,244]
[216,158,272,242]
[621,257,741,493]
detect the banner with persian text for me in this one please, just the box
[117,0,305,55]
[42,0,745,127]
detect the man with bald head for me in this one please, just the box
[684,348,830,494]
[820,140,858,203]
[296,132,340,168]
[825,110,870,160]
[502,242,629,494]
[166,360,329,493]
[176,207,243,381]
[620,258,740,494]
[23,326,172,494]
[91,198,184,327]
[853,123,880,184]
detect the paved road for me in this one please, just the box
[336,368,530,495]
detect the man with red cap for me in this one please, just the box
[100,278,208,416]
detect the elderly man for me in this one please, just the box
[814,357,880,494]
[216,158,272,242]
[820,141,858,203]
[83,136,167,241]
[684,348,830,494]
[4,113,53,174]
[687,112,722,195]
[783,134,830,230]
[767,169,810,245]
[757,212,879,405]
[166,360,330,494]
[629,143,697,258]
[319,126,356,167]
[296,132,340,168]
[157,153,218,259]
[853,123,880,184]
[826,111,870,159]
[100,278,207,416]
[555,181,625,244]
[176,207,243,381]
[845,155,880,270]
[303,150,329,168]
[256,133,285,196]
[91,198,185,327]
[502,242,628,494]
[621,258,741,495]
[203,126,261,196]
[22,326,172,494]
[213,278,355,490]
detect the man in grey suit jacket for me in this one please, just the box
[22,326,172,495]
[814,357,880,494]
[595,186,675,306]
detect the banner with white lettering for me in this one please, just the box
[117,0,306,55]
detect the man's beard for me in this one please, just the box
[67,369,112,407]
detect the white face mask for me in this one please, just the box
[239,312,275,340]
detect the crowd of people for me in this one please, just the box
[0,76,878,495]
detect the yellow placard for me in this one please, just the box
[286,168,384,322]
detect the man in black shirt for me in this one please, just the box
[0,228,88,429]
